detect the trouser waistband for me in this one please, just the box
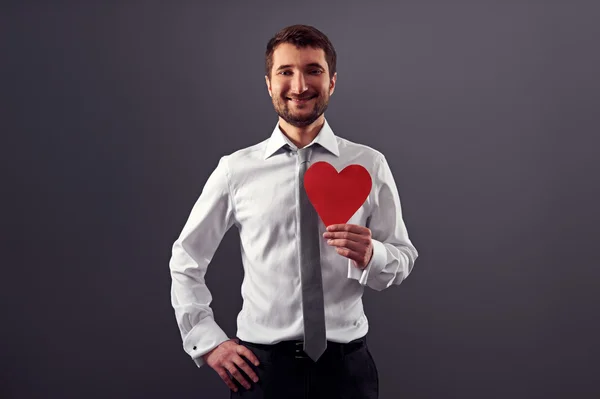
[238,336,367,359]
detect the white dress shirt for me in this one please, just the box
[169,119,418,367]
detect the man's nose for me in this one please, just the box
[290,73,308,94]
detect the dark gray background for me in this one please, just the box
[2,1,599,398]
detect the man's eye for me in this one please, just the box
[279,70,322,76]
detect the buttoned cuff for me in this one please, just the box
[347,239,387,285]
[183,317,230,368]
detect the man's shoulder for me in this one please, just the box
[220,138,270,162]
[336,135,386,163]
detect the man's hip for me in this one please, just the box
[230,335,378,399]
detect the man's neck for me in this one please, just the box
[278,115,325,149]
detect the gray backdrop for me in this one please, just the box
[2,1,599,398]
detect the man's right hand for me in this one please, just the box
[201,338,260,393]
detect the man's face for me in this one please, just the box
[265,43,336,128]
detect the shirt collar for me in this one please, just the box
[263,118,340,160]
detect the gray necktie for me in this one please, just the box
[296,146,327,361]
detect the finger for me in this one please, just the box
[224,362,252,390]
[233,355,259,384]
[216,367,238,392]
[326,224,371,236]
[236,345,261,367]
[327,238,363,252]
[323,231,369,244]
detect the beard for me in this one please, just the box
[271,91,329,128]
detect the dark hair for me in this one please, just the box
[265,24,337,80]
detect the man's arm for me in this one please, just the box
[346,154,418,291]
[169,156,235,367]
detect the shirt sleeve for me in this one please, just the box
[347,154,419,291]
[169,156,236,368]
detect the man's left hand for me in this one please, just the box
[323,224,373,269]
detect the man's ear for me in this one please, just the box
[265,75,272,97]
[329,72,337,96]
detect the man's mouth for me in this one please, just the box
[286,95,317,103]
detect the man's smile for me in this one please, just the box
[286,95,317,104]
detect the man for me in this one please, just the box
[169,25,418,399]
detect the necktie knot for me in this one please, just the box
[298,147,310,164]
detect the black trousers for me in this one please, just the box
[230,335,378,399]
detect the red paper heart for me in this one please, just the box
[303,161,372,227]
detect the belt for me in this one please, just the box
[239,336,367,360]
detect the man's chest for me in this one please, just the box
[232,164,298,227]
[230,159,374,230]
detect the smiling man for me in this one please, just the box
[267,42,331,132]
[169,25,418,399]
